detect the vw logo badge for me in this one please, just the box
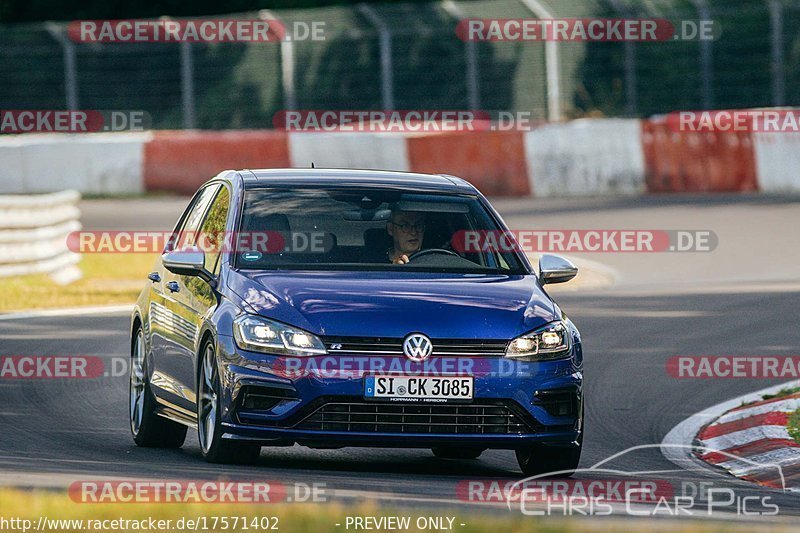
[403,333,433,362]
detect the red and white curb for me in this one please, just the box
[697,392,800,488]
[662,381,800,492]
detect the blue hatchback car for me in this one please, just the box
[129,169,583,475]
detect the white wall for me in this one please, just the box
[0,133,151,194]
[524,119,646,197]
[0,137,26,193]
[753,133,800,192]
[288,132,409,171]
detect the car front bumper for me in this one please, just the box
[216,335,583,449]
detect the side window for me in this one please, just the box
[197,186,231,274]
[169,185,220,251]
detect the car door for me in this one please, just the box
[148,187,208,405]
[170,184,232,404]
[153,184,220,412]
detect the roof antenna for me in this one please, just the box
[311,162,315,168]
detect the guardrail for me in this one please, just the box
[0,190,82,283]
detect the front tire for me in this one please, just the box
[516,407,583,477]
[197,340,261,464]
[515,442,582,477]
[130,327,187,448]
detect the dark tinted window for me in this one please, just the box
[197,186,231,273]
[235,188,526,274]
[169,184,220,252]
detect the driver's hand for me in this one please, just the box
[392,254,410,264]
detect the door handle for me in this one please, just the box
[148,272,161,283]
[166,281,180,293]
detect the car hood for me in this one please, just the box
[226,270,558,339]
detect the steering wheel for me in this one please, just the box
[408,248,460,261]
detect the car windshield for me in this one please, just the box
[234,188,527,274]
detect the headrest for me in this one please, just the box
[246,213,291,232]
[363,227,391,249]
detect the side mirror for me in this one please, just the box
[538,254,578,285]
[162,247,215,285]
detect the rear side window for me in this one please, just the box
[168,184,220,252]
[197,186,231,273]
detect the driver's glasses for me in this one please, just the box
[392,221,426,234]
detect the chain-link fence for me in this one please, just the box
[1,0,798,129]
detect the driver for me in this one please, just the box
[387,210,426,264]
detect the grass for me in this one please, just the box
[0,253,158,313]
[761,387,800,401]
[738,386,800,408]
[0,489,789,533]
[788,409,800,445]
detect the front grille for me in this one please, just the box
[294,400,537,434]
[322,336,508,356]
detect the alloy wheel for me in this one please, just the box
[129,330,146,436]
[198,343,218,454]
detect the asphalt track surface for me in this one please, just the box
[2,194,800,522]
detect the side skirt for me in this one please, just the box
[154,397,198,429]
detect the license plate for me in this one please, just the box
[364,375,473,402]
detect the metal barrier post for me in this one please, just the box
[261,10,296,111]
[442,0,481,111]
[623,40,637,116]
[358,4,395,110]
[518,0,561,121]
[44,22,79,111]
[180,41,197,129]
[607,0,638,116]
[768,0,785,106]
[689,0,714,109]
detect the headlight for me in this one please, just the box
[233,315,327,356]
[505,321,571,360]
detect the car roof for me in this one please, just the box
[234,168,478,194]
